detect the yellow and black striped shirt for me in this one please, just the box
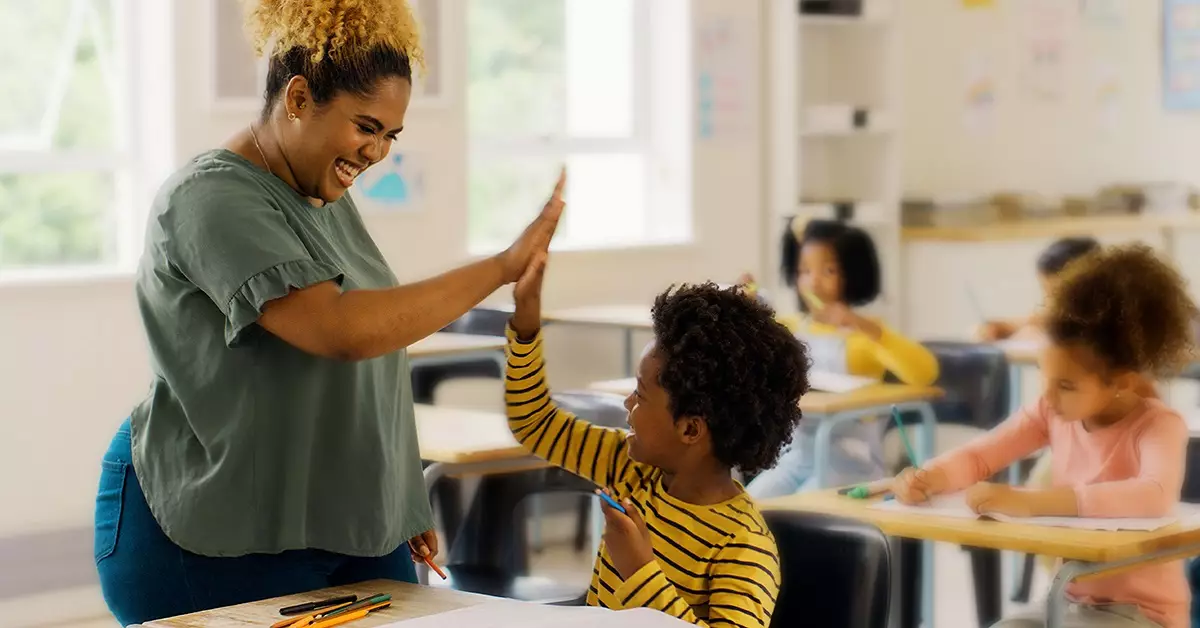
[505,328,780,627]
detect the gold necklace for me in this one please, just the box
[248,123,274,177]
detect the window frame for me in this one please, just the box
[0,0,158,279]
[466,0,666,253]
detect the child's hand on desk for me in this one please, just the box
[975,321,1015,342]
[511,252,547,339]
[966,483,1035,518]
[893,467,948,505]
[598,489,654,580]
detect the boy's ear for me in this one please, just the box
[676,415,708,445]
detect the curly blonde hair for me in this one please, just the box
[1046,243,1198,376]
[245,0,425,71]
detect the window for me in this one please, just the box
[466,0,691,253]
[0,0,166,275]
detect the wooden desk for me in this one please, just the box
[409,332,506,361]
[763,490,1200,628]
[588,377,942,490]
[145,579,484,627]
[543,305,652,376]
[588,378,944,416]
[416,404,542,468]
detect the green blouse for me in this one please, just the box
[129,149,432,557]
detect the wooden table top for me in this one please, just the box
[543,305,653,329]
[588,378,943,415]
[415,404,542,467]
[408,332,507,358]
[144,580,485,627]
[761,489,1200,563]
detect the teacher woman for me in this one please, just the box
[93,0,564,624]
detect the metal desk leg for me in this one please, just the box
[914,402,938,628]
[809,417,835,489]
[1006,361,1025,597]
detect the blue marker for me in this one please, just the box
[597,490,627,514]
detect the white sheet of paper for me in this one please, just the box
[994,338,1045,353]
[870,492,1190,531]
[379,601,693,628]
[808,370,876,393]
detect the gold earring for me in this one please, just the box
[288,112,298,121]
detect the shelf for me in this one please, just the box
[800,106,893,137]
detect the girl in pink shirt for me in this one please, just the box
[895,244,1199,628]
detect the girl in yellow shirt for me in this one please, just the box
[745,218,938,498]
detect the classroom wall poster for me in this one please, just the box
[1163,0,1200,110]
[1092,58,1121,131]
[694,15,753,141]
[1020,0,1070,102]
[963,52,997,133]
[353,152,427,213]
[1079,0,1124,28]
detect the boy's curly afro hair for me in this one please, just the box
[651,282,810,475]
[1046,243,1198,377]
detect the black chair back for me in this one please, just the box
[442,306,513,336]
[888,341,1009,431]
[764,510,890,628]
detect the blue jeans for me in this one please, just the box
[747,418,888,499]
[95,419,417,626]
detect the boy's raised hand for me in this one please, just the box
[511,251,547,340]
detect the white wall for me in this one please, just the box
[0,0,764,540]
[901,1,1200,199]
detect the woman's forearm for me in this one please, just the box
[260,256,507,361]
[337,256,507,359]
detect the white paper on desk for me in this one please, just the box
[870,492,1184,531]
[994,338,1045,353]
[808,370,876,393]
[379,600,692,627]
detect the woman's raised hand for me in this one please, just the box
[497,168,566,282]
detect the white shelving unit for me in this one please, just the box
[765,0,903,327]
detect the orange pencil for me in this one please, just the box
[307,601,390,628]
[422,554,448,580]
[270,602,355,628]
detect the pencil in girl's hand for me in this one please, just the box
[802,289,825,310]
[891,404,921,467]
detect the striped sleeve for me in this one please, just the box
[613,530,780,627]
[505,326,648,492]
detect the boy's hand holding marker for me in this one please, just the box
[597,489,655,580]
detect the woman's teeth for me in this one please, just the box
[335,159,361,185]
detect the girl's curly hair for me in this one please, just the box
[1046,243,1198,377]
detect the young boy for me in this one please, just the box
[505,254,810,626]
[976,236,1100,341]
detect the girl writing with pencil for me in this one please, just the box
[741,218,939,498]
[894,244,1198,628]
[92,1,564,624]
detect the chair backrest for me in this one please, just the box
[551,391,628,429]
[442,306,514,336]
[888,341,1010,431]
[764,510,890,628]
